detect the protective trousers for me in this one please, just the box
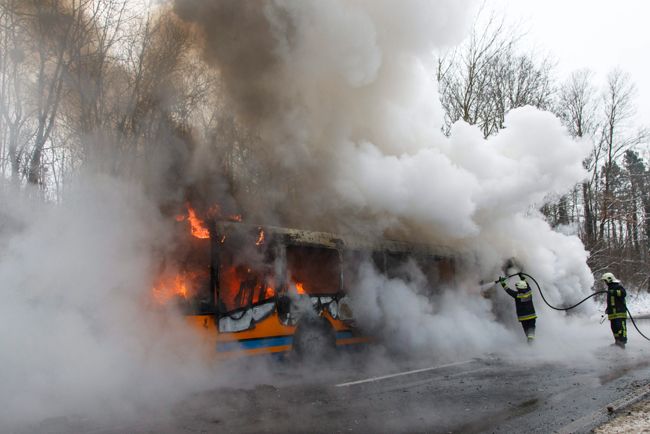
[521,318,536,343]
[610,318,627,344]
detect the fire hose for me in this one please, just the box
[496,272,650,342]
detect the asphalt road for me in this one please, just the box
[29,343,650,434]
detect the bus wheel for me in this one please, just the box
[292,316,337,362]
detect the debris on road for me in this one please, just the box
[596,398,650,433]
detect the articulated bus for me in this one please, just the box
[161,220,456,359]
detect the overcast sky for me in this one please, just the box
[493,0,650,127]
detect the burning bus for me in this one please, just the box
[152,207,457,359]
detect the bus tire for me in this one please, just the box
[292,316,337,362]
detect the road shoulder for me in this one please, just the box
[594,396,650,434]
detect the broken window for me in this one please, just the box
[152,237,213,314]
[385,251,411,280]
[217,233,277,314]
[286,245,341,295]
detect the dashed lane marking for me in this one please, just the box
[335,359,475,388]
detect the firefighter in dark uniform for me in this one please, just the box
[499,275,537,343]
[601,272,627,348]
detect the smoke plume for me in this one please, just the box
[172,0,593,299]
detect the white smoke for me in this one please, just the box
[0,177,218,428]
[350,261,517,360]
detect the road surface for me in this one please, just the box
[25,343,650,434]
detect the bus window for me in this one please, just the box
[153,237,213,314]
[414,255,456,293]
[183,238,213,313]
[341,250,369,293]
[385,251,411,280]
[371,251,386,273]
[218,241,276,313]
[415,255,442,294]
[286,245,341,295]
[438,257,455,284]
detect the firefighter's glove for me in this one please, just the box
[498,276,507,287]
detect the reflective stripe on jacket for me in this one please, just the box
[606,282,627,320]
[502,282,537,322]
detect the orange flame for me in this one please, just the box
[152,274,190,304]
[187,207,210,239]
[219,266,277,309]
[295,282,306,295]
[263,286,275,299]
[255,228,265,246]
[180,203,242,234]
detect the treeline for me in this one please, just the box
[0,0,231,206]
[437,13,650,290]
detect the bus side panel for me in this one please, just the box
[324,313,372,348]
[187,311,368,360]
[215,312,296,358]
[184,314,219,360]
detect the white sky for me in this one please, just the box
[493,0,650,126]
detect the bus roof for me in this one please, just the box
[214,221,456,258]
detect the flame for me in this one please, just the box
[219,266,277,309]
[152,274,190,304]
[295,282,306,295]
[180,203,242,236]
[187,207,210,239]
[255,228,265,246]
[263,286,275,299]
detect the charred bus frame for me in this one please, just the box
[182,221,457,358]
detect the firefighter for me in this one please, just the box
[499,275,537,343]
[601,272,627,348]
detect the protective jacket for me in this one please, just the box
[502,281,537,322]
[606,281,627,320]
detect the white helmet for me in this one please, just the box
[515,280,528,290]
[601,272,620,283]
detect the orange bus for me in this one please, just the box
[162,221,456,359]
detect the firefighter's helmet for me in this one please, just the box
[515,280,528,290]
[601,272,620,283]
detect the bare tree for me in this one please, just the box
[485,47,555,137]
[0,0,31,184]
[555,69,598,242]
[437,9,513,136]
[24,0,81,186]
[437,8,553,138]
[597,69,644,243]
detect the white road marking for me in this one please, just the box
[335,359,475,388]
